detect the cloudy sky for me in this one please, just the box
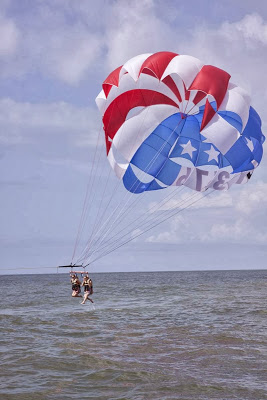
[0,0,266,274]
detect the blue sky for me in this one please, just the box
[0,0,266,274]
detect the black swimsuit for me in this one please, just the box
[84,284,91,293]
[72,280,80,293]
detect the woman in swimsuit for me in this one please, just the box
[81,275,94,304]
[71,274,82,297]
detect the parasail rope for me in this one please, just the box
[71,121,103,263]
[87,188,205,262]
[85,188,215,266]
[83,114,186,260]
[75,80,166,263]
[84,95,203,260]
[88,186,189,258]
[74,98,125,264]
[80,90,141,254]
[74,88,144,263]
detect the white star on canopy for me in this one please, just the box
[204,145,220,162]
[180,140,197,158]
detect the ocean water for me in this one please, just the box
[0,270,266,400]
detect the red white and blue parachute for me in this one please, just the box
[96,51,265,193]
[70,52,265,266]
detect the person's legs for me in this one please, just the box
[81,292,89,304]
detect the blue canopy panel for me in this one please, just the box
[123,164,164,193]
[122,113,185,193]
[122,105,265,193]
[223,107,265,172]
[218,110,243,133]
[155,159,181,185]
[224,136,254,172]
[130,141,167,176]
[253,139,264,164]
[221,155,231,168]
[178,115,202,141]
[242,106,265,144]
[160,112,186,133]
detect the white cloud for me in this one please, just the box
[131,228,143,242]
[0,2,104,84]
[0,14,19,57]
[221,13,267,46]
[1,0,267,122]
[0,98,99,145]
[105,0,174,70]
[146,214,188,243]
[102,6,267,145]
[146,182,267,245]
[183,13,267,118]
[52,37,101,85]
[235,181,267,214]
[39,31,103,85]
[203,218,267,244]
[103,4,267,106]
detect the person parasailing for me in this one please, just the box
[71,273,82,297]
[81,274,94,304]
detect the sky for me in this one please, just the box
[0,0,266,274]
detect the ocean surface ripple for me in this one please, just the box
[0,270,266,400]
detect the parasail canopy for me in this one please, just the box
[96,51,265,194]
[69,51,265,267]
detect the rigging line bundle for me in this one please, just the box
[86,189,215,266]
[82,115,188,261]
[75,86,149,262]
[74,98,124,263]
[85,98,210,261]
[75,80,164,263]
[86,187,197,260]
[87,186,187,258]
[92,187,208,260]
[71,122,103,263]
